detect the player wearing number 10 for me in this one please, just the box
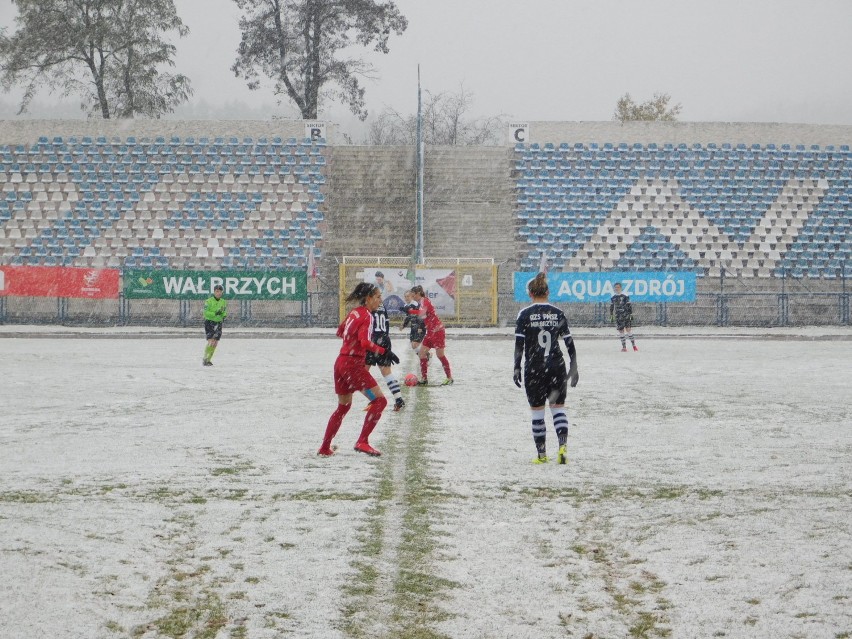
[367,300,405,411]
[513,273,579,464]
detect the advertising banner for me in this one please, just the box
[0,265,120,298]
[513,271,697,303]
[124,269,307,300]
[360,266,413,315]
[414,269,457,316]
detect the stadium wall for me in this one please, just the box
[0,119,342,145]
[520,121,852,147]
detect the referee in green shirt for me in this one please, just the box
[202,284,228,366]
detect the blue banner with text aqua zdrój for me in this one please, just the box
[513,271,697,303]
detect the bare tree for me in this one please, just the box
[613,92,682,122]
[0,0,191,119]
[232,0,407,121]
[368,85,504,145]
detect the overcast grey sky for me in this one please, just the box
[2,0,851,138]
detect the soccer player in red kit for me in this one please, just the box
[318,282,399,457]
[408,285,453,386]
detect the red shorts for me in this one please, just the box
[333,355,377,395]
[422,329,446,350]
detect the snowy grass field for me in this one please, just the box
[1,327,850,639]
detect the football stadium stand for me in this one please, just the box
[0,135,327,271]
[513,141,852,278]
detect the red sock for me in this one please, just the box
[420,356,429,379]
[322,403,351,448]
[358,396,387,444]
[438,355,452,379]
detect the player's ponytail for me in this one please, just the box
[410,285,425,297]
[347,282,378,305]
[528,272,549,298]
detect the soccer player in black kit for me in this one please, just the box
[609,282,638,351]
[367,299,406,411]
[514,273,579,464]
[401,290,426,352]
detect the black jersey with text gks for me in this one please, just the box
[514,303,572,373]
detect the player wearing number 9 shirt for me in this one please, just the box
[513,273,579,464]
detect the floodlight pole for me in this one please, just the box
[415,65,425,265]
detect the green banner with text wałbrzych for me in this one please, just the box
[123,270,307,300]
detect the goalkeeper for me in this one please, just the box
[202,284,228,366]
[609,282,637,352]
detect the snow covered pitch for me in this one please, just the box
[1,327,850,638]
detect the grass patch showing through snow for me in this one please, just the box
[0,490,54,503]
[132,518,231,639]
[505,481,676,637]
[343,386,458,639]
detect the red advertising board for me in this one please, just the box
[0,266,120,299]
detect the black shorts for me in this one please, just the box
[409,325,426,344]
[205,320,223,341]
[615,316,632,331]
[524,367,568,407]
[366,336,393,367]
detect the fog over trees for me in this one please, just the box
[231,0,408,121]
[0,0,192,118]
